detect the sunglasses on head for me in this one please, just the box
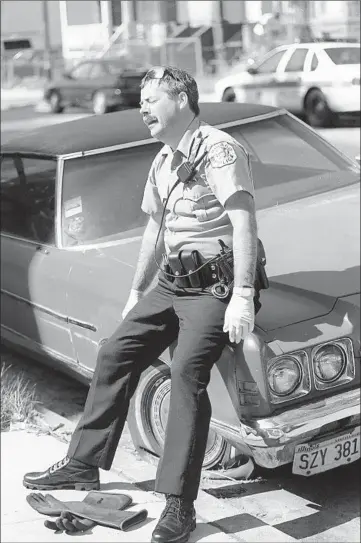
[144,66,183,82]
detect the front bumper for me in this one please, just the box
[212,388,360,468]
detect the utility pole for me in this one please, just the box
[212,0,225,73]
[42,0,53,81]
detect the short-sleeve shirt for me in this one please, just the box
[141,117,254,258]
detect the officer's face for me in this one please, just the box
[140,80,183,141]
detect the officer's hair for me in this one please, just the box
[141,66,200,116]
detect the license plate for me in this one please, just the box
[292,427,360,476]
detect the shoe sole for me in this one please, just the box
[151,519,196,543]
[23,480,100,491]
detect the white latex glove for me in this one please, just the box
[122,289,143,320]
[223,293,255,344]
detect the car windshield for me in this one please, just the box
[324,47,360,64]
[224,113,359,210]
[60,113,359,248]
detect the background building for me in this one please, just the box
[1,0,360,84]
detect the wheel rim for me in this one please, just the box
[141,372,228,469]
[93,93,106,114]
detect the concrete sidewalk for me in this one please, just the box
[2,428,249,543]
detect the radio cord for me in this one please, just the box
[153,150,232,279]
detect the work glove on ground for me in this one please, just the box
[26,490,132,517]
[26,491,146,533]
[43,502,148,533]
[223,293,255,344]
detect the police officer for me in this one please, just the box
[23,66,259,543]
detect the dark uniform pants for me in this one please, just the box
[67,273,229,501]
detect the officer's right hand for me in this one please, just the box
[122,289,143,320]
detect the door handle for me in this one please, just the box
[36,245,50,255]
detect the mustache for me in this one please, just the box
[143,116,157,125]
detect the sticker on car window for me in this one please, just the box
[64,196,83,218]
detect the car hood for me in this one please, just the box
[256,183,360,331]
[94,185,360,333]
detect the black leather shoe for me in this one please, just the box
[151,496,196,543]
[23,456,100,491]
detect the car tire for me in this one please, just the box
[304,89,336,128]
[127,362,241,471]
[49,91,64,114]
[92,91,109,115]
[222,87,236,102]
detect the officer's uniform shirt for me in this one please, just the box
[141,117,255,258]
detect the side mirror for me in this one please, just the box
[247,66,258,75]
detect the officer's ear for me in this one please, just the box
[178,91,189,111]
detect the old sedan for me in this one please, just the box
[1,103,360,477]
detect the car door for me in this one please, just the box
[244,48,289,107]
[62,142,160,373]
[275,47,310,113]
[0,155,77,364]
[62,62,94,105]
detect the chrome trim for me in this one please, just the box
[1,325,93,383]
[311,338,355,391]
[210,389,360,468]
[0,232,55,248]
[0,288,97,331]
[58,111,285,160]
[62,234,143,252]
[241,388,360,467]
[55,158,64,248]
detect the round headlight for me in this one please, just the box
[268,357,301,396]
[313,344,346,382]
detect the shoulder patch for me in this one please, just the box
[208,141,236,169]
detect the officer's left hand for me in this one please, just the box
[223,293,255,344]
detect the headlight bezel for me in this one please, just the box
[267,350,311,404]
[311,338,355,390]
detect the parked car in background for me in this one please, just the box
[1,103,360,477]
[43,57,148,115]
[215,42,360,127]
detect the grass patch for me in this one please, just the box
[1,362,39,431]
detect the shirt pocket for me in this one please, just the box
[182,173,213,222]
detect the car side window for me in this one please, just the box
[70,63,92,79]
[310,52,319,71]
[284,49,309,72]
[0,156,57,244]
[256,50,286,74]
[61,143,162,247]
